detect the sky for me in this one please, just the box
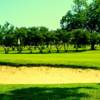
[0,0,73,30]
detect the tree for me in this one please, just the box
[2,22,15,53]
[73,0,88,13]
[0,25,3,46]
[62,31,71,52]
[71,29,90,50]
[39,26,48,52]
[60,0,88,31]
[44,30,55,53]
[15,27,28,53]
[53,29,63,53]
[90,32,98,50]
[86,0,100,32]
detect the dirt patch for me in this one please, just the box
[0,66,100,84]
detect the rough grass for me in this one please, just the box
[0,84,100,100]
[0,50,100,69]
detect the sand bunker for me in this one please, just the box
[0,66,100,84]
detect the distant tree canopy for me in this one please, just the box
[0,22,100,54]
[60,0,100,32]
[60,0,100,50]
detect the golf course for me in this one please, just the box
[0,50,100,99]
[0,0,100,99]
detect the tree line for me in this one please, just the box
[0,0,100,54]
[61,0,100,50]
[0,22,100,54]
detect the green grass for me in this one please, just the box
[0,50,100,99]
[0,84,100,100]
[0,50,100,69]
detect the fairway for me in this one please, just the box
[0,50,100,69]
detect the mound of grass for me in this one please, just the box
[0,50,100,69]
[0,84,100,100]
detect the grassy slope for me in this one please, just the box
[0,50,100,69]
[0,84,100,100]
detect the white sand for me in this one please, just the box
[0,66,100,84]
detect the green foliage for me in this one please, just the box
[90,32,99,50]
[71,29,90,50]
[0,22,100,53]
[60,0,100,32]
[60,0,100,50]
[86,0,100,32]
[60,0,88,30]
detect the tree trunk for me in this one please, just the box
[64,43,68,52]
[91,43,95,50]
[17,46,23,53]
[28,46,32,53]
[4,47,9,54]
[48,44,52,53]
[55,45,60,53]
[38,45,44,53]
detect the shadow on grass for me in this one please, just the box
[0,62,100,70]
[0,86,93,100]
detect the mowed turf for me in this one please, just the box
[0,50,100,69]
[0,84,100,100]
[0,51,100,99]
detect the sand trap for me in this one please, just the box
[0,66,100,84]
